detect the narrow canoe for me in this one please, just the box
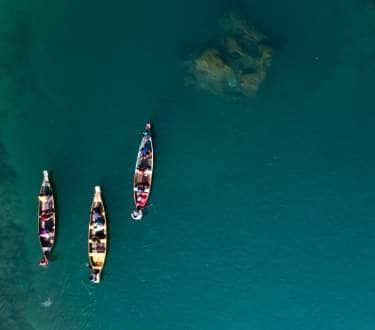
[88,186,107,283]
[38,170,56,266]
[131,122,154,220]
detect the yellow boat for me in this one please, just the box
[88,186,107,283]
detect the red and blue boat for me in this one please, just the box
[131,122,153,220]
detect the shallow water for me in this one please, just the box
[1,1,375,329]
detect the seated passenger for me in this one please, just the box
[93,206,102,213]
[40,213,51,221]
[140,159,150,170]
[39,228,49,238]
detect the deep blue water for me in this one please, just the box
[1,1,375,329]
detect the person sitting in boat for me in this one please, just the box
[40,198,54,217]
[139,158,150,170]
[93,209,102,219]
[143,149,152,159]
[39,228,50,239]
[144,139,151,149]
[40,212,52,221]
[137,168,144,176]
[140,140,152,159]
[136,191,146,199]
[141,147,147,157]
[93,206,102,214]
[94,216,105,232]
[136,193,147,207]
[142,174,150,184]
[39,194,52,206]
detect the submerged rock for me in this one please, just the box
[186,11,273,98]
[189,48,238,95]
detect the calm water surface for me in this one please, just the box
[1,1,375,329]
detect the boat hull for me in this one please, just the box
[88,186,107,283]
[38,170,56,266]
[132,123,153,220]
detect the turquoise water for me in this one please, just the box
[2,1,375,329]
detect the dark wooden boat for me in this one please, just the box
[88,186,107,283]
[131,122,154,220]
[38,170,56,266]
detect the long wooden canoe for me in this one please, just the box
[88,186,107,283]
[131,122,154,220]
[38,170,56,266]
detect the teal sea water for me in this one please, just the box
[1,0,375,329]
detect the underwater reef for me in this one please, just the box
[186,11,273,98]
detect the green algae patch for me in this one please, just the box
[186,11,273,99]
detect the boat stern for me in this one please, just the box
[39,255,49,267]
[90,271,101,283]
[131,209,143,221]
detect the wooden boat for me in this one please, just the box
[38,170,56,266]
[131,122,154,220]
[88,186,107,283]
